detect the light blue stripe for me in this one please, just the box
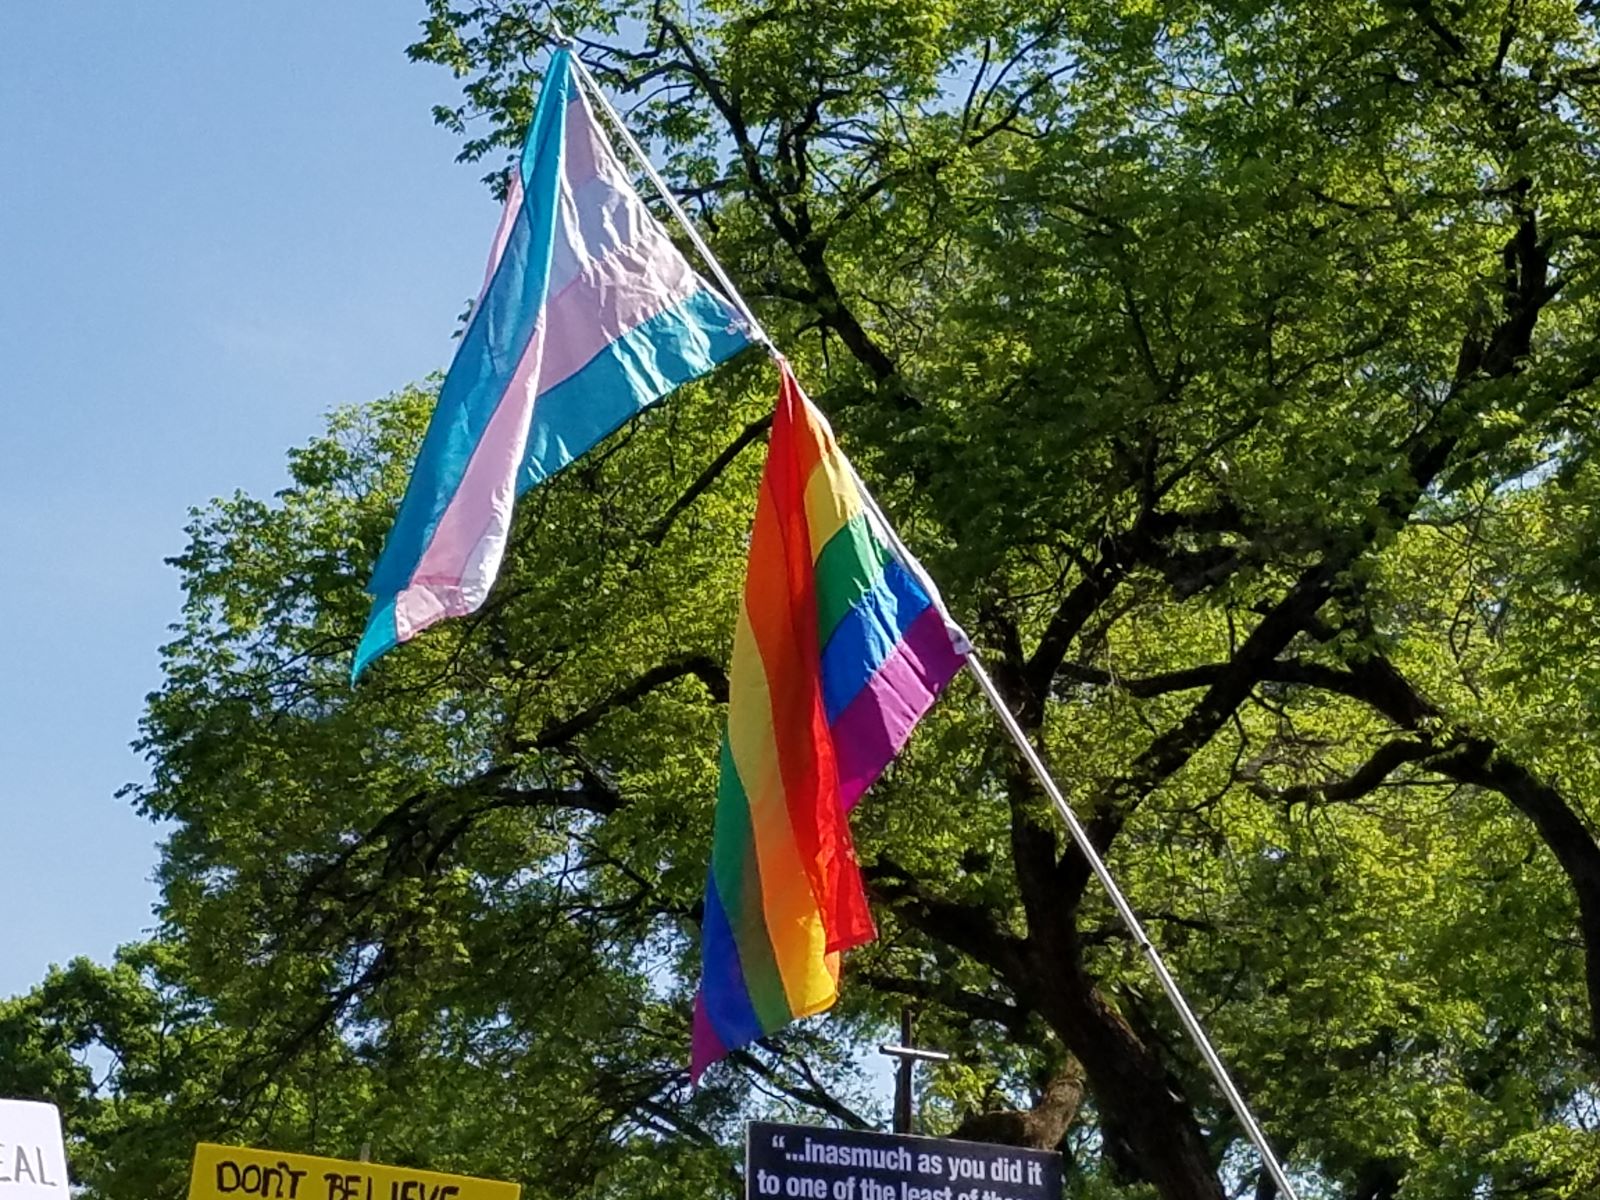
[365,50,572,600]
[819,558,933,722]
[351,597,399,681]
[519,287,750,487]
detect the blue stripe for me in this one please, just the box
[366,50,573,598]
[519,288,750,488]
[351,597,399,681]
[820,558,933,722]
[699,874,765,1053]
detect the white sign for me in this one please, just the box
[0,1101,68,1199]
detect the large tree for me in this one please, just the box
[11,0,1600,1197]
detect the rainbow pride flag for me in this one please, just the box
[691,364,970,1078]
[355,49,748,679]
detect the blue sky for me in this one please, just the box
[0,2,500,998]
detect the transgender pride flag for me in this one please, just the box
[355,49,749,678]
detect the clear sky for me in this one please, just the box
[0,2,499,998]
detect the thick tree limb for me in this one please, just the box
[1069,560,1343,878]
[528,655,729,749]
[866,861,1028,980]
[951,1056,1087,1149]
[644,414,772,549]
[1250,738,1437,809]
[1245,648,1600,1054]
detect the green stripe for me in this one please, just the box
[710,737,793,1031]
[814,514,892,643]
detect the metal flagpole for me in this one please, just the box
[960,657,1300,1200]
[561,39,1301,1200]
[846,469,1300,1200]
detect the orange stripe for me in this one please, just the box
[743,370,873,953]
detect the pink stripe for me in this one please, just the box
[394,321,550,638]
[477,172,525,304]
[538,228,705,392]
[561,88,613,191]
[399,234,698,614]
[833,606,966,811]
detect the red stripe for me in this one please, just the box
[743,368,873,952]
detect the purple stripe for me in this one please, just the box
[690,995,727,1081]
[832,605,966,811]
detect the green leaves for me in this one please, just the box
[16,0,1600,1197]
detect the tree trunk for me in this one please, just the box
[951,1058,1086,1149]
[1028,943,1225,1200]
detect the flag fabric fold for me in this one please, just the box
[354,48,749,678]
[690,364,970,1079]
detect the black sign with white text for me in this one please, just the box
[746,1122,1061,1200]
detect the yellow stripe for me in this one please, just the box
[726,607,839,1015]
[789,952,843,1020]
[803,448,863,563]
[791,383,863,562]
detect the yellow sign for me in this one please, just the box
[188,1145,520,1200]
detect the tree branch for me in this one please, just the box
[644,414,772,549]
[528,655,729,749]
[855,971,1030,1035]
[866,860,1028,981]
[727,1047,874,1129]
